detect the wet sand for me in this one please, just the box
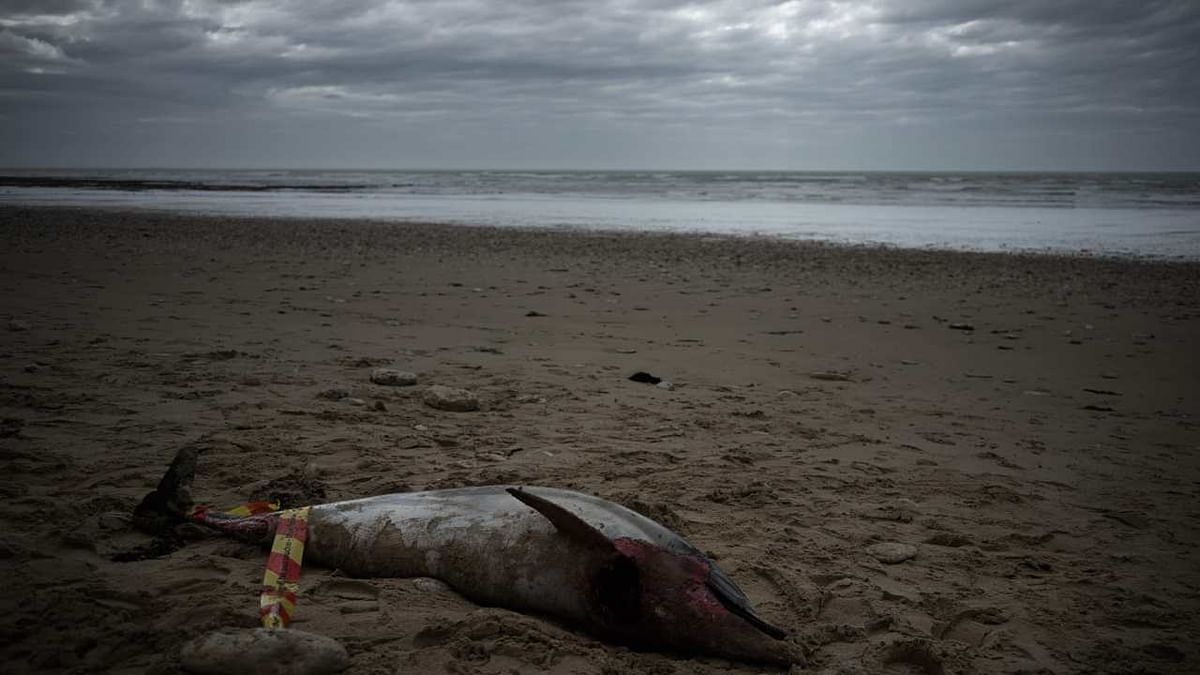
[1,206,1198,674]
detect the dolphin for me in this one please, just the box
[135,447,798,665]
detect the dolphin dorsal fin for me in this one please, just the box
[507,487,615,551]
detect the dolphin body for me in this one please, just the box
[136,448,798,665]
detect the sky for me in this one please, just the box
[1,0,1198,171]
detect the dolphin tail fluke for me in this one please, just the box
[132,446,201,533]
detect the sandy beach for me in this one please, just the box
[2,205,1198,674]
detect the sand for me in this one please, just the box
[1,205,1198,674]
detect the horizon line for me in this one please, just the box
[3,165,1199,174]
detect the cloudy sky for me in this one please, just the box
[1,0,1197,170]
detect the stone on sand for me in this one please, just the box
[866,542,918,564]
[424,384,479,412]
[369,368,418,386]
[180,628,349,675]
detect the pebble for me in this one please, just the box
[180,628,349,675]
[369,368,417,386]
[656,381,675,391]
[629,371,662,384]
[423,385,480,412]
[866,542,918,564]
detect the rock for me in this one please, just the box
[423,385,479,412]
[372,400,387,412]
[369,368,417,386]
[656,381,675,391]
[525,310,547,317]
[629,371,662,384]
[948,323,975,331]
[866,542,918,564]
[8,319,30,331]
[180,627,349,675]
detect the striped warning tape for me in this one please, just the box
[259,506,311,629]
[188,499,280,521]
[185,500,312,628]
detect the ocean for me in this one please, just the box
[2,169,1198,258]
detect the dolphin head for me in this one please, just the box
[588,537,800,665]
[504,487,799,665]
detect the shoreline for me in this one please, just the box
[2,206,1199,673]
[5,202,1200,266]
[4,182,1198,261]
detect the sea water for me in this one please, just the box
[2,169,1198,258]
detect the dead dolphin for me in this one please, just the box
[136,447,797,665]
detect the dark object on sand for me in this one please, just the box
[180,627,349,675]
[629,371,662,384]
[135,447,798,665]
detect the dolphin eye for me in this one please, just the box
[592,554,641,622]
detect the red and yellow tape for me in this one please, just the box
[258,506,311,629]
[187,499,312,629]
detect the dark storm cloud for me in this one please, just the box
[0,0,1197,169]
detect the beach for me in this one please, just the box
[2,205,1199,673]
